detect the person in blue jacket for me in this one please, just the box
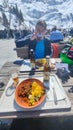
[15,20,52,59]
[29,20,52,59]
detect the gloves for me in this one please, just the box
[56,67,69,83]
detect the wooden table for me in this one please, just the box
[0,60,73,119]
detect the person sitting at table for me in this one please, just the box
[15,20,52,59]
[28,19,52,59]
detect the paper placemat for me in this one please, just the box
[20,60,44,72]
[0,75,71,112]
[20,60,31,72]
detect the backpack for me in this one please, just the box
[61,44,73,60]
[67,46,73,60]
[60,44,73,65]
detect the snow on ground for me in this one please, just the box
[0,39,18,69]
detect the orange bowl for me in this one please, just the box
[15,78,46,109]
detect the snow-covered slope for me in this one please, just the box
[0,0,73,29]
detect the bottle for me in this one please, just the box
[30,49,35,69]
[43,55,51,89]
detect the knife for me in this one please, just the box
[51,78,57,105]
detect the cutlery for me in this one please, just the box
[51,78,57,105]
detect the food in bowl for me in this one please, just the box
[36,58,46,66]
[15,78,46,108]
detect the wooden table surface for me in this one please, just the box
[0,60,73,119]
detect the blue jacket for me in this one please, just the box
[15,36,52,58]
[50,30,64,42]
[28,38,52,58]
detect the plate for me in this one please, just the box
[36,58,56,70]
[15,78,46,109]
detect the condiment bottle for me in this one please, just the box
[43,55,51,89]
[30,49,35,69]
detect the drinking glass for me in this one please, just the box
[12,73,19,87]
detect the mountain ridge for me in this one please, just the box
[0,0,73,29]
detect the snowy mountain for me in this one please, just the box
[0,0,73,29]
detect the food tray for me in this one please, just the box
[0,74,71,113]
